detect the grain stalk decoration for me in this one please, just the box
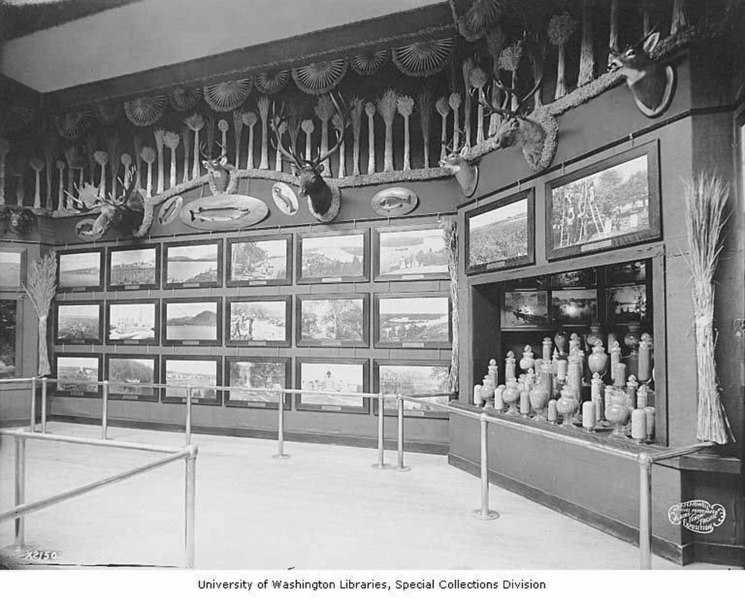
[397,95,414,170]
[257,96,271,169]
[85,135,97,185]
[499,41,524,111]
[609,0,619,62]
[63,146,77,202]
[218,119,229,156]
[449,93,462,149]
[29,157,44,209]
[121,153,132,188]
[242,111,258,169]
[232,111,244,168]
[642,0,652,37]
[154,128,166,194]
[350,97,364,176]
[93,150,108,196]
[684,172,734,445]
[548,12,578,100]
[43,138,55,210]
[468,63,489,143]
[377,89,398,172]
[106,133,122,198]
[528,32,547,110]
[287,106,302,176]
[184,113,204,180]
[22,251,57,377]
[0,137,8,205]
[180,126,191,183]
[486,27,506,135]
[140,146,156,197]
[435,96,451,160]
[55,160,66,211]
[275,121,287,172]
[461,59,474,146]
[418,88,434,168]
[332,113,346,178]
[577,0,595,87]
[314,95,336,175]
[671,0,688,35]
[133,132,144,187]
[364,102,376,174]
[301,119,315,161]
[163,131,180,189]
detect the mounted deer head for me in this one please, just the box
[271,93,348,222]
[439,136,479,198]
[608,31,676,118]
[200,142,238,195]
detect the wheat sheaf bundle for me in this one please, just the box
[23,251,58,376]
[684,172,734,444]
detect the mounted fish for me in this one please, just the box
[271,182,298,216]
[178,195,268,231]
[158,195,183,226]
[371,187,418,217]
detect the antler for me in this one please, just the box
[492,78,543,117]
[199,141,228,162]
[270,101,302,169]
[442,130,467,154]
[312,91,349,166]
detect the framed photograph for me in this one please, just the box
[608,260,647,286]
[105,300,159,345]
[297,294,368,348]
[107,245,160,291]
[374,226,448,281]
[226,296,291,347]
[163,299,222,346]
[57,248,104,292]
[501,291,550,329]
[465,190,534,274]
[0,249,26,290]
[224,357,291,409]
[374,293,451,349]
[505,276,548,291]
[297,230,369,284]
[550,269,596,289]
[163,240,222,289]
[551,290,598,326]
[227,234,292,287]
[546,143,660,260]
[105,355,158,401]
[54,353,101,397]
[54,301,103,344]
[607,285,647,324]
[296,358,369,414]
[0,299,19,378]
[162,356,221,405]
[374,360,451,419]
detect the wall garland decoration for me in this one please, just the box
[203,78,254,112]
[53,109,93,140]
[168,87,202,112]
[392,38,455,77]
[291,58,348,95]
[124,95,167,127]
[1,105,35,134]
[350,49,389,76]
[254,70,289,95]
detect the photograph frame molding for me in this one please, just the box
[296,228,370,285]
[226,295,292,347]
[105,353,159,402]
[105,298,160,346]
[373,291,452,349]
[295,357,370,414]
[226,233,293,287]
[0,248,27,291]
[57,247,105,293]
[224,356,292,409]
[373,358,452,419]
[53,352,102,397]
[373,223,449,282]
[296,293,369,348]
[162,238,223,290]
[162,298,223,347]
[161,355,222,405]
[106,243,161,291]
[54,300,104,346]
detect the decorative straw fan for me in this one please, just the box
[168,87,202,111]
[350,49,389,76]
[1,105,35,134]
[54,108,93,140]
[124,95,167,126]
[449,0,501,41]
[254,70,289,95]
[203,78,253,112]
[94,102,120,124]
[291,58,348,95]
[392,38,455,77]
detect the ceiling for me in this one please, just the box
[0,0,450,96]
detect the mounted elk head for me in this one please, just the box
[608,31,676,118]
[200,142,238,195]
[271,94,348,223]
[0,206,35,236]
[439,137,479,198]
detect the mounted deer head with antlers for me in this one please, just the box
[439,136,479,198]
[271,93,348,222]
[200,142,238,195]
[0,206,35,237]
[608,31,676,118]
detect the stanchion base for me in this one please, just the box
[472,509,500,521]
[371,463,395,470]
[272,453,291,460]
[395,466,412,472]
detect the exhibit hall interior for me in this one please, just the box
[0,0,744,572]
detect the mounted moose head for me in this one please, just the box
[439,138,479,198]
[479,79,557,172]
[271,94,348,223]
[608,31,676,118]
[0,206,35,236]
[200,143,238,195]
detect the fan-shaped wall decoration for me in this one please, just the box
[94,102,120,124]
[291,58,348,95]
[53,109,93,140]
[168,87,202,111]
[203,78,253,112]
[392,37,455,77]
[1,105,35,134]
[449,0,501,42]
[124,95,167,127]
[350,49,389,76]
[254,70,289,95]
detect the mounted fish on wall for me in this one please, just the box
[371,187,419,217]
[158,195,183,226]
[271,182,299,216]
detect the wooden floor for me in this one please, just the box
[0,422,707,569]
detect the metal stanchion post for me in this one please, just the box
[272,388,290,459]
[14,437,26,548]
[639,453,653,570]
[184,447,197,569]
[473,413,499,520]
[395,394,410,472]
[40,378,48,434]
[372,392,393,469]
[101,381,109,440]
[185,386,193,446]
[29,377,37,432]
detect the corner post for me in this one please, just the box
[40,377,48,434]
[184,446,198,569]
[101,380,109,440]
[372,392,392,469]
[14,436,26,548]
[473,413,499,520]
[185,385,193,446]
[272,388,291,459]
[396,394,410,472]
[638,452,653,569]
[29,376,37,432]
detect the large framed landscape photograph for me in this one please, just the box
[297,230,369,284]
[106,300,159,345]
[162,299,222,346]
[224,357,291,409]
[226,296,291,347]
[54,301,103,344]
[374,225,448,281]
[374,360,451,419]
[374,293,451,349]
[546,143,660,260]
[227,234,292,287]
[551,289,598,326]
[54,353,101,397]
[105,355,158,401]
[162,356,221,405]
[466,190,534,274]
[297,294,368,348]
[107,245,160,290]
[0,249,26,290]
[163,240,222,289]
[57,249,104,292]
[296,358,369,414]
[501,291,550,329]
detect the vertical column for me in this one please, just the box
[101,380,109,440]
[638,453,653,569]
[14,437,26,548]
[29,377,37,432]
[396,394,410,472]
[185,385,193,446]
[184,448,197,569]
[40,378,48,434]
[273,388,290,459]
[371,392,392,469]
[472,413,499,520]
